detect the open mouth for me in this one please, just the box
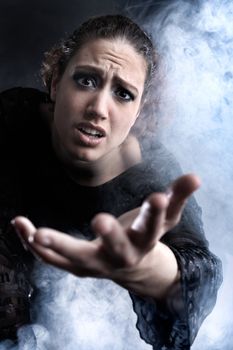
[78,126,105,138]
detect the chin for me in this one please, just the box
[67,148,101,165]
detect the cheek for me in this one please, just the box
[126,105,141,128]
[54,93,79,123]
[115,103,140,128]
[52,99,72,138]
[112,111,138,139]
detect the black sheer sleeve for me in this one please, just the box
[129,141,222,350]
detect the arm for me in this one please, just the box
[12,174,199,300]
[12,173,222,349]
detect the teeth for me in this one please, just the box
[80,127,103,137]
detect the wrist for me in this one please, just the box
[113,242,180,300]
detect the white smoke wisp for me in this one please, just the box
[132,0,233,349]
[0,261,153,350]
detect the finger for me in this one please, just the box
[33,231,115,278]
[26,242,76,272]
[11,217,70,269]
[12,216,42,258]
[13,216,97,263]
[92,213,138,267]
[12,216,37,243]
[118,208,140,229]
[34,228,99,266]
[170,173,201,201]
[130,193,169,247]
[166,173,201,222]
[12,217,111,277]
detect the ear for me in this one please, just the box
[50,70,61,102]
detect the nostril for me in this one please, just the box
[86,109,98,118]
[85,109,107,121]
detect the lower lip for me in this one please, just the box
[74,128,105,146]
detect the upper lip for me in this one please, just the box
[75,122,106,137]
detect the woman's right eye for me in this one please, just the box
[73,74,97,89]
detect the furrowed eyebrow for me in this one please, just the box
[73,65,103,76]
[73,65,139,96]
[114,76,138,96]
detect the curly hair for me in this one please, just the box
[41,14,159,138]
[41,14,157,93]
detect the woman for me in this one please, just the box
[0,14,221,349]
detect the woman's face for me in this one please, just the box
[50,38,147,167]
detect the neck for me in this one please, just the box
[63,135,142,187]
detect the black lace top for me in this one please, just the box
[0,87,222,349]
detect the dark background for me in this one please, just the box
[0,0,168,92]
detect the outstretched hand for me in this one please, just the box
[12,174,200,299]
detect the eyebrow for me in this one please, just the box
[73,65,139,96]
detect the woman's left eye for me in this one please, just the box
[115,88,134,102]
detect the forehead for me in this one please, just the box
[66,38,147,90]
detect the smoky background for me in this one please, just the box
[125,1,233,349]
[0,0,232,349]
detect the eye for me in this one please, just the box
[73,73,97,89]
[114,87,135,102]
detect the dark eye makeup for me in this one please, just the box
[114,87,135,102]
[73,72,98,89]
[72,71,135,102]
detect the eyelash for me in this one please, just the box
[114,87,135,102]
[73,73,97,89]
[73,73,135,102]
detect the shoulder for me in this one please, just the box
[113,140,182,197]
[0,87,48,135]
[0,87,48,129]
[139,140,207,239]
[140,139,183,190]
[0,86,47,104]
[0,86,47,109]
[0,87,51,162]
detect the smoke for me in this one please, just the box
[0,264,153,350]
[125,0,233,349]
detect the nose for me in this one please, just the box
[85,90,109,121]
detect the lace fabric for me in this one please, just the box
[129,244,222,350]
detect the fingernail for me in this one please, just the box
[131,201,151,232]
[28,234,35,243]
